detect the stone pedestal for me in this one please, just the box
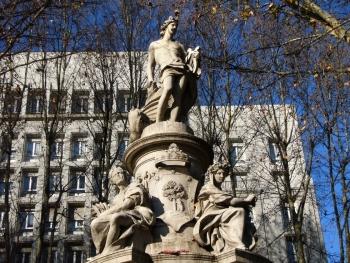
[125,122,212,245]
[122,122,271,263]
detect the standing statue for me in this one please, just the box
[193,162,257,253]
[90,165,155,257]
[128,12,201,142]
[147,13,201,123]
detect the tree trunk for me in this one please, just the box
[33,139,51,263]
[327,132,344,263]
[294,222,306,263]
[3,135,13,263]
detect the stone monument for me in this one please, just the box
[88,12,271,263]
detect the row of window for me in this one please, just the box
[1,134,129,162]
[0,168,104,196]
[229,140,281,164]
[0,247,85,263]
[2,89,139,115]
[0,205,85,235]
[2,136,278,166]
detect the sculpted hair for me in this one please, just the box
[160,16,178,37]
[206,162,231,180]
[109,163,130,183]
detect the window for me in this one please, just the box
[268,140,280,163]
[229,138,244,165]
[233,172,248,190]
[43,249,58,263]
[286,237,297,263]
[69,171,85,194]
[93,134,103,160]
[75,220,84,230]
[281,203,292,229]
[221,176,233,192]
[67,206,84,234]
[0,252,5,263]
[49,91,66,114]
[0,210,5,230]
[26,91,43,114]
[117,136,129,159]
[51,140,63,160]
[16,251,31,263]
[72,137,87,160]
[117,93,131,113]
[19,208,35,232]
[25,137,41,160]
[9,143,16,161]
[92,168,102,195]
[22,171,38,194]
[49,171,61,192]
[71,91,89,114]
[67,249,85,263]
[94,91,112,113]
[0,138,17,162]
[52,250,59,263]
[281,202,297,262]
[0,175,13,196]
[3,91,21,114]
[45,208,59,233]
[139,90,147,107]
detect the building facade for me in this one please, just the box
[0,53,326,263]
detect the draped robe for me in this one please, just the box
[193,183,256,253]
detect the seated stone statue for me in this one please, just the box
[90,165,155,256]
[193,162,257,253]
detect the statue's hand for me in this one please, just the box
[147,80,157,90]
[147,80,157,97]
[245,194,257,207]
[92,202,109,217]
[147,80,154,88]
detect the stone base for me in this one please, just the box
[87,248,152,263]
[87,248,271,263]
[149,249,271,263]
[216,249,272,263]
[146,240,211,257]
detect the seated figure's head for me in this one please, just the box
[109,164,129,186]
[206,162,231,186]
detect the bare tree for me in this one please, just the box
[306,43,350,263]
[0,53,30,263]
